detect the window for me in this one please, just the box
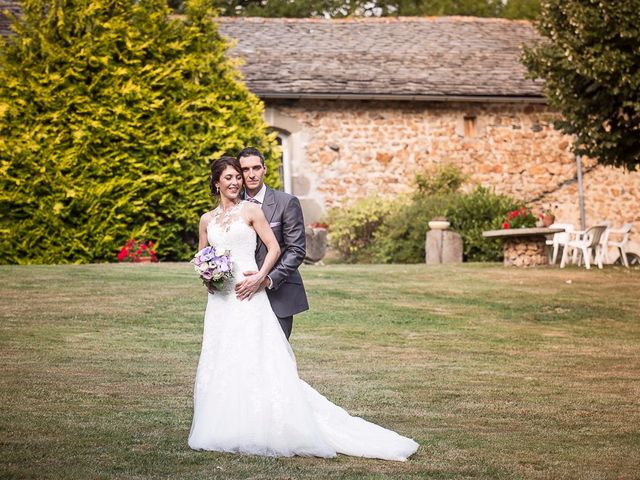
[464,115,476,137]
[274,131,292,193]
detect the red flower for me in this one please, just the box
[117,239,158,262]
[309,222,329,229]
[502,222,510,229]
[117,248,129,262]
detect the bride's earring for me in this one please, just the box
[215,186,220,194]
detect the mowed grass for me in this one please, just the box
[1,263,639,480]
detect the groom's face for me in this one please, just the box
[239,155,266,197]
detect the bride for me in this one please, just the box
[188,156,419,461]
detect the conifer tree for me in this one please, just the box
[0,0,279,263]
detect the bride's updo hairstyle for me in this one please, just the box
[210,156,242,197]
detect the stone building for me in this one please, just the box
[1,5,637,242]
[215,17,639,244]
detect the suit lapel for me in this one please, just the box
[262,187,277,224]
[255,186,276,255]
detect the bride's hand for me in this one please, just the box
[235,271,266,301]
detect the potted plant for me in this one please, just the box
[117,239,158,263]
[428,216,450,230]
[309,221,329,230]
[539,204,558,227]
[502,207,537,229]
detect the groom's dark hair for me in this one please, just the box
[237,147,265,166]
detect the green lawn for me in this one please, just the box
[1,263,639,479]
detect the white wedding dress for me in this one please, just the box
[188,202,419,461]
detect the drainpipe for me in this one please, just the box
[576,153,586,230]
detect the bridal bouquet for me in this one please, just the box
[192,246,233,294]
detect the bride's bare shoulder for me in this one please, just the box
[240,201,263,221]
[200,209,217,226]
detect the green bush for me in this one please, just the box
[326,196,398,263]
[414,163,466,196]
[327,164,526,263]
[371,193,451,263]
[0,0,279,264]
[447,187,521,262]
[372,164,465,263]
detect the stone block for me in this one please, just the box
[426,229,463,264]
[528,164,547,176]
[305,227,327,263]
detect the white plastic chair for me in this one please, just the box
[603,223,633,267]
[560,224,609,269]
[545,223,574,265]
[595,220,613,266]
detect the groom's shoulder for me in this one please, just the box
[268,187,300,204]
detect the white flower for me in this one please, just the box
[195,262,210,274]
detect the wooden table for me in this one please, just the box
[483,227,565,267]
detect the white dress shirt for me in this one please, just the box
[246,184,267,204]
[246,184,273,289]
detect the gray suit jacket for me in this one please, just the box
[254,187,309,318]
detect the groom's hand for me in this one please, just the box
[235,271,267,301]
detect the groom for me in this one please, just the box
[234,147,309,340]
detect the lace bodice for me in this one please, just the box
[206,201,258,278]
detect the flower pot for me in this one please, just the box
[542,215,555,227]
[428,220,450,230]
[136,257,153,263]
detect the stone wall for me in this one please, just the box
[266,99,639,243]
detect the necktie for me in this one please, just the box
[247,197,261,205]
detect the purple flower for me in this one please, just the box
[214,257,230,272]
[201,252,215,262]
[192,245,233,292]
[201,269,214,280]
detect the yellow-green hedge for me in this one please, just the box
[0,0,280,264]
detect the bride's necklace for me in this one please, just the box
[212,200,242,231]
[218,200,241,214]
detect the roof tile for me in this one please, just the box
[217,16,545,98]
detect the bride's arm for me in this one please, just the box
[198,212,210,250]
[236,203,281,300]
[248,203,281,279]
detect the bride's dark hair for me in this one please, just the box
[210,156,242,197]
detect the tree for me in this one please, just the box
[0,0,280,264]
[501,0,540,20]
[522,0,640,170]
[169,0,540,20]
